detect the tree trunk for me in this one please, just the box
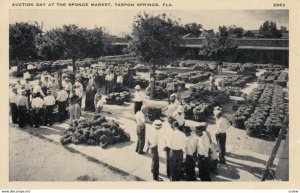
[72,58,76,73]
[150,63,156,100]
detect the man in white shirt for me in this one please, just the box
[196,123,211,181]
[171,106,185,132]
[169,121,186,181]
[147,119,163,181]
[31,93,44,128]
[105,70,113,94]
[56,85,69,122]
[9,87,19,124]
[62,78,72,95]
[32,81,45,98]
[134,85,144,114]
[44,90,56,126]
[24,78,32,107]
[74,81,83,107]
[164,93,180,117]
[214,106,231,164]
[23,70,31,80]
[135,108,146,154]
[183,126,197,181]
[164,119,175,178]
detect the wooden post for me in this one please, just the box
[261,124,287,181]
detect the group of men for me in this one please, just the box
[134,93,231,181]
[9,68,108,128]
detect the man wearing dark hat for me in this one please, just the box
[44,90,56,126]
[147,120,163,181]
[169,121,185,181]
[56,85,69,122]
[9,87,19,124]
[183,126,197,181]
[17,90,29,128]
[195,123,211,181]
[31,93,44,128]
[214,106,231,164]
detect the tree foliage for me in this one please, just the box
[228,25,244,38]
[199,26,237,63]
[37,24,110,71]
[179,22,203,37]
[129,12,183,66]
[9,22,42,61]
[259,21,282,38]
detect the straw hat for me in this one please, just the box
[135,85,141,90]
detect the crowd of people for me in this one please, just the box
[9,66,126,128]
[10,65,231,182]
[134,94,231,181]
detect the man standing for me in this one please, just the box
[214,106,231,164]
[32,80,45,98]
[133,85,144,114]
[9,87,19,124]
[62,78,72,96]
[196,123,211,181]
[17,90,29,128]
[44,90,56,126]
[105,70,113,94]
[171,106,185,132]
[56,85,69,122]
[135,108,146,154]
[24,78,32,106]
[31,93,44,128]
[183,126,197,181]
[169,121,185,181]
[164,118,175,178]
[147,120,163,181]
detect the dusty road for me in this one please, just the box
[9,125,137,181]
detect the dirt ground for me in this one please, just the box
[9,124,137,181]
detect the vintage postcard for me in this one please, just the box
[0,0,299,189]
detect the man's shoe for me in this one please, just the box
[153,177,163,181]
[138,151,145,155]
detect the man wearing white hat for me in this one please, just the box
[169,121,186,181]
[31,93,44,128]
[164,93,180,117]
[133,85,144,114]
[147,119,163,181]
[214,106,231,164]
[171,106,185,132]
[195,123,211,181]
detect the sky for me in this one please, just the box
[9,9,289,36]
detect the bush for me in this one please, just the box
[142,106,162,122]
[60,115,130,148]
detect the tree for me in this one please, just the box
[199,26,237,68]
[179,22,203,37]
[9,22,42,61]
[129,12,183,99]
[259,21,282,38]
[228,25,244,38]
[85,28,111,58]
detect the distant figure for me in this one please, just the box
[133,85,144,114]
